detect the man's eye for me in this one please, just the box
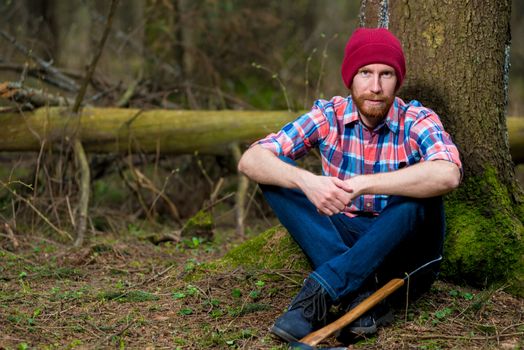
[360,71,370,76]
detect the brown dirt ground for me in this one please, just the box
[0,229,523,350]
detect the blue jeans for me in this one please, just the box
[260,166,445,302]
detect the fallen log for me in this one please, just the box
[0,107,297,155]
[0,107,522,162]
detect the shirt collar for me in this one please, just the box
[344,96,403,134]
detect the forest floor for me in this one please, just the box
[0,222,523,350]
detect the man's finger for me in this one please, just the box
[332,177,354,193]
[317,207,333,216]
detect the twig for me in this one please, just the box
[315,33,338,98]
[0,31,79,92]
[19,62,28,85]
[304,48,317,110]
[154,139,161,183]
[94,319,134,348]
[0,62,84,91]
[250,185,272,226]
[269,270,303,286]
[0,180,72,241]
[194,151,214,190]
[116,74,141,107]
[242,184,258,221]
[72,0,119,113]
[251,62,292,112]
[0,62,97,81]
[42,161,63,230]
[401,332,524,341]
[231,143,249,237]
[500,322,524,334]
[73,140,90,247]
[132,168,182,224]
[118,159,155,223]
[89,5,181,80]
[32,138,46,213]
[201,192,235,212]
[209,177,224,205]
[135,264,176,287]
[65,195,76,228]
[3,222,19,249]
[0,81,72,108]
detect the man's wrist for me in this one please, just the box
[292,168,314,191]
[350,174,371,196]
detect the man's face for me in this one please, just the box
[351,63,397,128]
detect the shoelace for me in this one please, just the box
[289,285,328,322]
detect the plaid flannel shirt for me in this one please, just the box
[257,96,462,216]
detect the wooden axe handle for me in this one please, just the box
[300,278,405,346]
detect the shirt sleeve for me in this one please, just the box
[255,104,330,160]
[409,110,463,171]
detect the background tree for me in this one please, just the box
[361,0,523,288]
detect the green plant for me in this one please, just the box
[433,307,454,324]
[98,290,159,303]
[17,343,29,350]
[449,289,474,300]
[231,288,242,298]
[179,307,193,315]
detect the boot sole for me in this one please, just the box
[269,324,300,343]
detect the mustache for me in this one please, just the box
[361,94,387,101]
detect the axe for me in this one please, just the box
[289,256,442,350]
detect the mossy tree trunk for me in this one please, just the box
[362,0,523,288]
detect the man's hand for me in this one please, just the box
[298,173,354,216]
[340,161,461,199]
[239,146,356,216]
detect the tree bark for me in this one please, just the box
[363,0,523,289]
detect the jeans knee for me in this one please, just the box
[260,183,302,208]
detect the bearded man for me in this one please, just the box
[238,27,462,345]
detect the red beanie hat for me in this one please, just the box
[341,28,406,90]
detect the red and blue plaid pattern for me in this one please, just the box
[257,96,462,216]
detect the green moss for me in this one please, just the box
[98,290,159,303]
[443,167,523,294]
[181,210,214,238]
[215,226,310,271]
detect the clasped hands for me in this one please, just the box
[300,175,361,216]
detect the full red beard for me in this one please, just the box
[353,93,395,121]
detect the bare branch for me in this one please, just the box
[0,180,72,241]
[0,31,80,92]
[231,143,249,237]
[72,0,119,247]
[72,0,120,113]
[0,63,110,93]
[0,81,73,108]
